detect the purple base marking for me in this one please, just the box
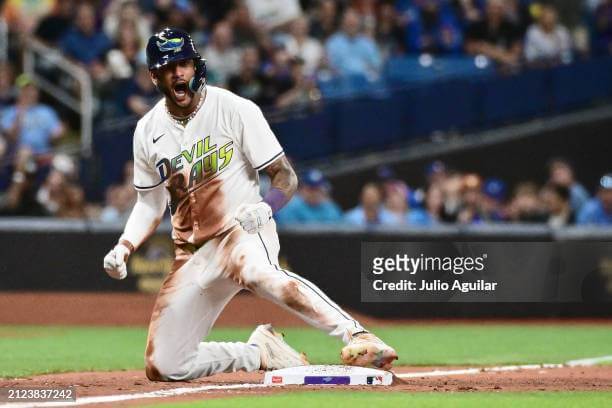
[263,187,289,214]
[304,376,351,385]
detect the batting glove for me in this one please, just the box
[103,243,132,280]
[235,202,273,234]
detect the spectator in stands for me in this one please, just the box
[541,183,575,228]
[99,160,137,223]
[524,4,572,66]
[150,0,206,36]
[203,21,241,87]
[275,57,321,110]
[457,173,483,223]
[480,177,508,222]
[228,46,267,106]
[326,8,383,80]
[0,62,16,108]
[310,0,340,41]
[453,0,483,26]
[103,0,151,46]
[376,1,405,58]
[0,148,46,216]
[423,183,444,223]
[275,169,342,225]
[397,0,464,54]
[0,75,64,155]
[548,157,590,213]
[124,64,159,116]
[36,153,86,218]
[59,3,112,66]
[503,0,534,33]
[406,187,434,226]
[261,47,296,106]
[226,3,261,47]
[283,16,324,76]
[577,174,612,225]
[507,181,547,222]
[464,0,522,68]
[107,20,142,80]
[381,180,409,224]
[34,0,75,45]
[440,171,463,222]
[593,0,612,55]
[59,183,87,218]
[352,0,378,38]
[345,182,394,226]
[425,160,448,188]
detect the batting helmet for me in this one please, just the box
[146,27,207,93]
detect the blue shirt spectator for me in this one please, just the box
[59,3,111,65]
[276,195,343,225]
[577,174,612,225]
[548,158,590,213]
[570,184,591,214]
[325,9,383,79]
[275,169,343,226]
[344,182,396,227]
[396,0,463,54]
[406,208,434,226]
[578,199,612,225]
[1,77,63,154]
[345,205,398,226]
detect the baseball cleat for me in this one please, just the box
[248,324,309,370]
[340,332,398,371]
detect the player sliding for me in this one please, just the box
[103,28,397,381]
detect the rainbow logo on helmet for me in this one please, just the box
[156,36,184,52]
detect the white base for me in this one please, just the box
[263,365,393,386]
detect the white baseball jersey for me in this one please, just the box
[132,86,284,246]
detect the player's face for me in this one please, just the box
[153,59,196,109]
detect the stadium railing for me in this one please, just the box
[23,37,94,157]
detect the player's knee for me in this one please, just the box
[145,360,168,382]
[145,353,191,382]
[145,360,191,382]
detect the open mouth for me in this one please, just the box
[172,82,189,100]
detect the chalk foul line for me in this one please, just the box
[2,355,610,407]
[394,355,612,379]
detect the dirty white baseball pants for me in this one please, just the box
[145,220,365,381]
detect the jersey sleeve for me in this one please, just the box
[235,99,284,171]
[132,125,164,190]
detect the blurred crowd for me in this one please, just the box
[0,0,611,225]
[274,160,612,227]
[3,0,612,118]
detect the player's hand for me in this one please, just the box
[235,202,273,234]
[103,243,131,280]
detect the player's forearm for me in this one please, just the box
[119,188,167,251]
[263,156,298,213]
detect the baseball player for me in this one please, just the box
[103,28,397,381]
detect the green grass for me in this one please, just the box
[1,324,612,377]
[147,391,612,408]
